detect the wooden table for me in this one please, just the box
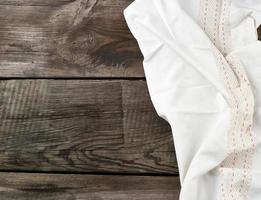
[0,0,180,199]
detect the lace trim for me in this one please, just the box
[199,0,256,199]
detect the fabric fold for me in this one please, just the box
[124,0,261,199]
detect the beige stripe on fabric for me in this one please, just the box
[198,0,256,199]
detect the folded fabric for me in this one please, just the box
[124,0,261,199]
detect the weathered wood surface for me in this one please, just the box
[0,1,179,198]
[0,79,177,174]
[0,0,143,77]
[0,172,180,200]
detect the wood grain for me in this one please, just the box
[0,79,177,174]
[0,0,143,77]
[0,172,180,200]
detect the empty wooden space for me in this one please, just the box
[0,173,180,200]
[0,0,143,77]
[0,0,179,199]
[0,80,176,174]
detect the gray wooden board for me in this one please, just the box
[0,0,143,77]
[0,79,177,174]
[0,172,180,200]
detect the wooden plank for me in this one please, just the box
[0,172,180,200]
[0,79,177,174]
[0,0,143,77]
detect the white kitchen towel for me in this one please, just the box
[124,0,261,199]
